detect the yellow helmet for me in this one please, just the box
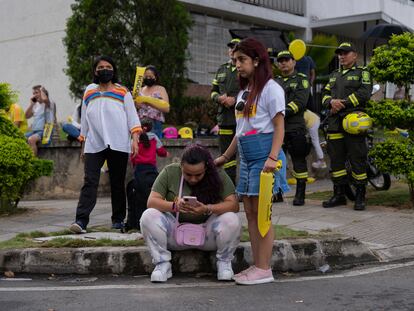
[342,111,372,135]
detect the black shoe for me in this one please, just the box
[272,191,284,203]
[354,185,366,211]
[323,185,347,208]
[112,221,125,233]
[293,179,306,206]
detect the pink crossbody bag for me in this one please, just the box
[174,175,206,247]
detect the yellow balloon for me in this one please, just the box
[289,39,306,60]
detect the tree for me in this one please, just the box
[63,0,192,102]
[367,32,414,206]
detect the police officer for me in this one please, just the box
[321,42,372,210]
[275,50,310,206]
[210,38,240,185]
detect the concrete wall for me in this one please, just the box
[307,0,381,20]
[0,0,75,120]
[23,138,221,200]
[23,137,327,200]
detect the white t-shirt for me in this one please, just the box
[81,83,141,154]
[31,102,45,131]
[235,79,285,137]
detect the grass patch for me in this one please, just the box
[0,227,144,250]
[241,225,310,242]
[306,181,412,208]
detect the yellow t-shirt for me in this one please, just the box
[7,103,28,133]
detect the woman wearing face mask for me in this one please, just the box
[69,55,142,234]
[135,65,170,138]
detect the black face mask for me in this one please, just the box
[96,69,114,83]
[143,78,156,87]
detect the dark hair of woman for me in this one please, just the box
[140,118,153,148]
[145,65,160,84]
[233,38,273,117]
[181,143,223,204]
[92,55,119,84]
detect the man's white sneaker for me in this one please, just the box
[312,159,327,169]
[217,260,234,281]
[151,262,172,283]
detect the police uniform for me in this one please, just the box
[321,42,373,210]
[210,39,240,185]
[275,50,310,205]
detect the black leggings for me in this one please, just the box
[75,147,129,227]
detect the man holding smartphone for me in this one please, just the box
[25,85,56,155]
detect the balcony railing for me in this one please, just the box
[234,0,305,16]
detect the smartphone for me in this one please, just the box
[183,196,197,206]
[31,96,37,102]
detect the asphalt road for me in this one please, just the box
[1,261,414,311]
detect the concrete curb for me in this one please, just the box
[0,237,378,275]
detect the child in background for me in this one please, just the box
[131,117,169,189]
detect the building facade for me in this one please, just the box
[0,0,412,120]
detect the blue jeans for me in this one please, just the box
[25,130,43,139]
[236,132,289,196]
[151,119,163,139]
[62,123,80,139]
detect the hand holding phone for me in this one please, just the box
[182,196,197,206]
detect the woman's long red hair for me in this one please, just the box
[233,38,273,117]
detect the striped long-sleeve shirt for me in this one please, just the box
[80,83,141,154]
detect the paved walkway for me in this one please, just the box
[1,180,414,262]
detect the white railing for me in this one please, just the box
[234,0,305,16]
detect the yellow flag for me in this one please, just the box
[257,160,282,237]
[132,66,146,99]
[41,123,53,145]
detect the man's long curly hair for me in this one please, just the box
[181,143,223,204]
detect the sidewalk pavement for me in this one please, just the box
[1,179,414,275]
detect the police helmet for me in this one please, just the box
[342,111,372,135]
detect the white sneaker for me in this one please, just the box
[151,262,172,283]
[217,261,234,281]
[312,159,327,169]
[69,222,86,234]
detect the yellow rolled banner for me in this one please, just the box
[41,123,53,145]
[257,160,282,237]
[134,95,170,110]
[132,66,146,98]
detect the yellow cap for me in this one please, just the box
[178,127,193,139]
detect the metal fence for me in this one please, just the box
[234,0,305,16]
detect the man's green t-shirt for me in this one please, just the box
[151,163,235,223]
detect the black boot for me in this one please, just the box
[354,185,366,211]
[272,191,283,203]
[293,179,306,206]
[322,185,347,208]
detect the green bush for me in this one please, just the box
[367,99,414,138]
[166,96,216,129]
[0,83,17,111]
[367,33,414,206]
